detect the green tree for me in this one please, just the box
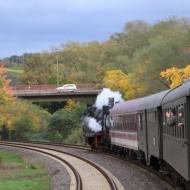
[47,103,86,143]
[22,53,54,84]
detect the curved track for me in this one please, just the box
[3,140,175,189]
[4,140,175,188]
[0,141,120,190]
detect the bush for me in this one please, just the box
[0,157,2,166]
[64,127,84,144]
[47,103,86,143]
[13,115,35,140]
[23,132,47,141]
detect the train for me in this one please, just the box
[83,79,190,189]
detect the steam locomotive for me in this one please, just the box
[83,98,113,151]
[83,79,190,189]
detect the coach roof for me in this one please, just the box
[110,90,170,115]
[162,79,190,104]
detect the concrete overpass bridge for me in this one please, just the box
[13,84,100,104]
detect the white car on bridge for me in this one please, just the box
[56,84,77,92]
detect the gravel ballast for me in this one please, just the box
[36,144,173,190]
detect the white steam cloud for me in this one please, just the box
[84,88,123,132]
[84,116,102,132]
[95,88,123,109]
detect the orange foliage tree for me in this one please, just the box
[0,66,14,131]
[0,66,12,103]
[103,70,144,99]
[0,66,50,140]
[160,65,190,88]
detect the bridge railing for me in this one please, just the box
[12,84,98,94]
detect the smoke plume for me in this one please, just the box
[84,88,123,132]
[95,88,123,109]
[84,116,102,132]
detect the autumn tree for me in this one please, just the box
[0,66,12,103]
[0,66,51,139]
[160,65,190,88]
[0,66,14,135]
[103,70,145,99]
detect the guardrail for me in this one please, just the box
[13,89,100,95]
[12,84,97,91]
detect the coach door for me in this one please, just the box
[138,110,149,162]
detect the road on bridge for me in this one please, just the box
[12,84,100,103]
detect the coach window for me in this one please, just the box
[155,111,157,120]
[163,110,167,134]
[115,116,117,130]
[118,116,121,130]
[110,116,113,129]
[124,115,127,130]
[127,115,130,131]
[134,115,137,131]
[123,116,126,131]
[131,115,133,131]
[113,117,117,130]
[121,116,124,130]
[138,114,143,131]
[166,108,176,127]
[117,116,119,130]
[178,105,185,139]
[165,109,170,134]
[131,115,135,131]
[129,115,132,131]
[115,117,118,130]
[120,116,123,130]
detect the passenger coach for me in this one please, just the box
[110,79,190,185]
[161,80,190,182]
[110,90,170,165]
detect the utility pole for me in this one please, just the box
[56,56,59,87]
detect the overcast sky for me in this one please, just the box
[0,0,190,58]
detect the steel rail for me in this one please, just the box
[11,140,90,150]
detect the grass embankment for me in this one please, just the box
[6,66,24,75]
[0,150,51,190]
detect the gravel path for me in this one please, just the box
[0,145,70,190]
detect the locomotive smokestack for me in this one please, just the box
[95,88,123,109]
[108,97,114,108]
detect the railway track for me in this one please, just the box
[17,140,91,150]
[6,141,175,188]
[0,141,122,190]
[0,141,175,189]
